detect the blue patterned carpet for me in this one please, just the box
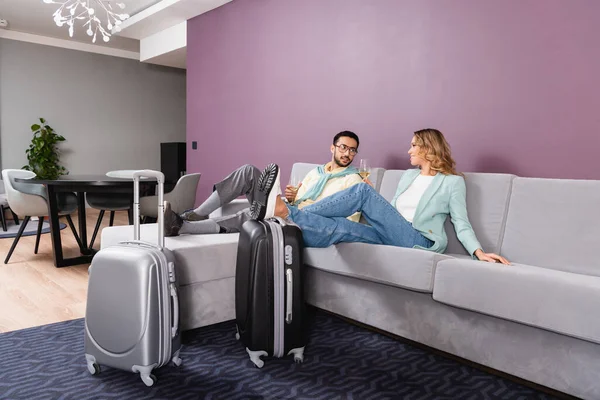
[0,310,559,400]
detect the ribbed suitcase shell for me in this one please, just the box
[84,170,181,387]
[235,217,307,368]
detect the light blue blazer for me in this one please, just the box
[390,169,482,255]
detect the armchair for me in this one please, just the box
[0,180,20,231]
[2,169,82,264]
[140,173,200,219]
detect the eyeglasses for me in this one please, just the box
[334,144,358,155]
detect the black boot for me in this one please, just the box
[250,163,281,221]
[164,201,183,237]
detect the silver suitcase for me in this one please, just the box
[84,170,182,387]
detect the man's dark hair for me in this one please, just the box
[333,130,360,148]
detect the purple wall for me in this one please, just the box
[187,0,600,201]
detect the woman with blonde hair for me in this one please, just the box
[252,128,509,264]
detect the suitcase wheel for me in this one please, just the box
[87,362,100,375]
[288,347,305,364]
[85,354,100,375]
[141,373,157,387]
[133,365,157,386]
[171,349,182,367]
[246,348,268,369]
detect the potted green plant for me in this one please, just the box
[22,118,68,180]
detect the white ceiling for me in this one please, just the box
[0,0,162,51]
[116,0,231,40]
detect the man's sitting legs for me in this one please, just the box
[180,164,262,221]
[165,164,281,237]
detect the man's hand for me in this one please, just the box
[285,183,301,203]
[474,249,510,265]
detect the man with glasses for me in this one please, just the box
[163,131,366,237]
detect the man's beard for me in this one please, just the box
[334,154,352,167]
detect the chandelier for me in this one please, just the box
[43,0,130,43]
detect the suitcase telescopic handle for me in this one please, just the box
[132,170,165,249]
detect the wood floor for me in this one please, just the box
[0,209,130,333]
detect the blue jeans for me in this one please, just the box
[287,183,434,249]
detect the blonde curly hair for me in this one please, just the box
[413,129,461,176]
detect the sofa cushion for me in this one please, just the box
[433,258,600,345]
[101,224,239,286]
[378,170,405,202]
[500,177,600,277]
[444,172,515,256]
[367,167,386,192]
[304,242,453,293]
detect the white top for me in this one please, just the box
[395,174,436,223]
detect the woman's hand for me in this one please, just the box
[474,249,510,265]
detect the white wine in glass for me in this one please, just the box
[359,159,371,180]
[288,173,300,193]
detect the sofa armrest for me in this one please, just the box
[209,198,250,218]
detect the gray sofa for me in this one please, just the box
[101,163,599,399]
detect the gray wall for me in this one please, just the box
[0,38,186,174]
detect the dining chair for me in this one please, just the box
[2,169,82,264]
[0,180,20,232]
[139,173,201,220]
[86,169,145,249]
[86,193,133,249]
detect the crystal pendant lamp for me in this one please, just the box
[43,0,130,43]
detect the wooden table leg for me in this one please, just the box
[77,192,93,255]
[46,185,65,267]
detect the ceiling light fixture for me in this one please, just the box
[43,0,130,43]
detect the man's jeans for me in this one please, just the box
[287,183,434,249]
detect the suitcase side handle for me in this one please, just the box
[170,283,179,338]
[286,268,293,324]
[132,170,165,249]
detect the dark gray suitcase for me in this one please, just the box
[235,217,308,368]
[84,170,182,387]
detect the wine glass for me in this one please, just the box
[288,172,300,193]
[285,172,300,203]
[359,159,371,181]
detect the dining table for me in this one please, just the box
[14,174,155,268]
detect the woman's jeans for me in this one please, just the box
[287,183,434,249]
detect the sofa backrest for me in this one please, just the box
[500,177,600,276]
[369,168,386,192]
[379,169,515,256]
[379,170,405,201]
[290,163,319,183]
[444,172,515,256]
[290,162,386,192]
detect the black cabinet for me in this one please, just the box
[161,142,186,190]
